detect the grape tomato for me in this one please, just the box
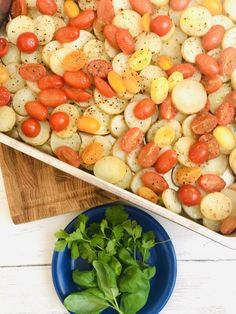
[137,143,160,168]
[25,101,48,121]
[177,185,201,206]
[142,172,169,194]
[55,146,81,167]
[54,26,80,43]
[70,9,96,29]
[0,87,11,106]
[120,128,144,153]
[155,150,178,174]
[38,75,64,90]
[0,38,9,57]
[197,174,226,193]
[49,112,70,132]
[19,64,47,82]
[38,88,68,107]
[36,0,57,16]
[134,98,156,120]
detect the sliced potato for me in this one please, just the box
[221,188,236,216]
[27,7,41,19]
[212,14,234,30]
[92,135,112,157]
[49,47,73,76]
[208,83,232,113]
[169,8,182,27]
[33,15,55,45]
[147,119,182,143]
[0,106,16,132]
[135,32,162,54]
[172,27,188,45]
[6,16,34,44]
[18,120,50,146]
[112,0,131,14]
[202,218,221,232]
[79,0,97,10]
[4,63,26,93]
[26,0,37,7]
[83,39,109,62]
[42,40,62,66]
[182,114,197,138]
[1,44,21,65]
[112,53,129,75]
[160,23,176,42]
[113,10,142,37]
[131,168,156,194]
[112,139,127,162]
[126,145,142,173]
[229,148,236,175]
[162,188,182,214]
[50,132,82,154]
[115,166,133,189]
[38,140,53,155]
[207,48,222,59]
[223,0,236,22]
[174,136,197,167]
[63,30,95,49]
[182,204,203,220]
[94,89,128,115]
[26,80,41,93]
[109,114,129,138]
[12,87,37,116]
[124,102,152,132]
[222,27,236,49]
[21,49,42,64]
[156,37,182,65]
[189,69,202,82]
[52,16,66,31]
[105,40,119,59]
[83,105,111,135]
[140,65,167,93]
[201,154,228,176]
[182,37,205,63]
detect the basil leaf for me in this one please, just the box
[120,288,150,314]
[143,266,156,280]
[86,288,105,299]
[119,265,149,293]
[72,269,97,288]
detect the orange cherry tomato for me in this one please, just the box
[197,174,226,193]
[94,76,116,98]
[151,15,172,37]
[38,88,68,107]
[54,26,80,43]
[201,75,222,94]
[21,118,41,138]
[64,87,92,102]
[142,172,169,193]
[103,24,120,50]
[0,38,9,57]
[97,0,115,25]
[62,50,87,72]
[218,47,236,76]
[129,0,154,16]
[120,127,144,153]
[195,54,219,77]
[19,64,47,82]
[134,98,156,120]
[199,133,220,160]
[11,0,28,17]
[55,146,80,168]
[64,70,91,89]
[116,28,135,55]
[177,185,201,206]
[170,0,190,11]
[77,116,100,134]
[215,102,235,126]
[224,91,236,108]
[87,60,113,78]
[189,141,209,164]
[49,112,69,132]
[160,96,177,120]
[81,142,104,165]
[70,9,96,29]
[36,0,57,15]
[38,74,64,90]
[168,63,196,78]
[202,25,225,51]
[16,32,39,53]
[25,101,48,121]
[137,143,160,168]
[155,149,178,173]
[0,87,11,106]
[191,112,218,135]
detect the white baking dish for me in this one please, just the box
[0,132,235,249]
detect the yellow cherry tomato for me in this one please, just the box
[213,126,236,152]
[77,116,100,134]
[0,65,9,85]
[64,0,80,19]
[138,186,159,204]
[81,142,104,165]
[129,49,152,72]
[122,69,141,94]
[154,126,176,147]
[156,55,173,71]
[168,71,184,91]
[202,0,222,15]
[108,71,126,94]
[151,77,169,104]
[141,13,151,32]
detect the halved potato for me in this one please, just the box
[63,30,95,49]
[140,65,167,93]
[174,136,197,167]
[6,16,34,44]
[109,115,129,138]
[124,102,152,132]
[50,132,82,154]
[182,204,203,220]
[94,89,128,115]
[42,40,62,66]
[49,47,73,76]
[212,14,234,30]
[201,154,228,176]
[12,87,37,116]
[131,168,156,194]
[222,27,236,49]
[113,10,142,37]
[83,105,111,135]
[162,188,182,214]
[33,15,55,45]
[0,107,16,132]
[115,165,133,189]
[135,32,162,54]
[126,145,142,173]
[112,139,127,162]
[4,63,26,93]
[182,37,205,63]
[112,53,129,75]
[83,39,109,62]
[1,44,21,65]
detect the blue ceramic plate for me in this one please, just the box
[52,203,177,314]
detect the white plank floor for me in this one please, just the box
[0,168,236,314]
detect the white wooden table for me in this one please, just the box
[0,168,235,314]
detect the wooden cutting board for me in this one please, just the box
[0,144,117,224]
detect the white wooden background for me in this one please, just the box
[0,168,236,314]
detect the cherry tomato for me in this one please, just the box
[64,70,90,89]
[177,185,201,206]
[38,88,68,107]
[38,74,64,90]
[19,64,47,82]
[170,0,190,11]
[189,141,209,164]
[201,75,222,94]
[64,87,92,102]
[0,87,11,106]
[168,63,196,78]
[215,102,235,126]
[97,0,115,25]
[77,116,100,133]
[55,146,81,167]
[103,24,120,50]
[160,96,177,119]
[94,76,116,98]
[0,38,9,57]
[202,25,225,51]
[116,28,135,55]
[120,127,144,153]
[70,9,96,29]
[196,54,219,77]
[191,112,218,135]
[224,91,236,108]
[155,149,178,173]
[49,112,69,132]
[199,133,220,160]
[141,172,169,193]
[129,0,154,16]
[16,32,39,53]
[87,59,113,78]
[134,98,156,120]
[151,15,172,37]
[137,143,160,168]
[11,0,28,17]
[197,174,226,193]
[218,47,236,76]
[36,0,57,16]
[25,101,48,121]
[21,118,41,138]
[54,26,80,43]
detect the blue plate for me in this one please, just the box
[52,204,177,314]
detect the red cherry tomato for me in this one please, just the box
[170,0,190,11]
[0,87,11,106]
[218,47,236,76]
[134,98,156,120]
[137,143,160,168]
[160,96,177,119]
[201,75,222,94]
[87,59,113,78]
[191,111,218,135]
[189,141,209,164]
[94,76,116,98]
[116,28,135,55]
[21,118,41,138]
[168,63,196,78]
[129,0,154,15]
[97,0,115,25]
[215,101,235,126]
[151,15,172,36]
[224,91,236,108]
[177,185,201,206]
[155,149,178,173]
[16,32,39,53]
[202,25,225,51]
[54,26,80,43]
[197,174,226,193]
[25,101,48,121]
[38,88,68,107]
[19,64,47,82]
[36,0,57,16]
[0,38,9,57]
[70,10,96,29]
[38,74,64,90]
[103,24,120,50]
[49,112,69,132]
[11,0,28,17]
[120,127,144,153]
[64,87,92,102]
[196,54,219,77]
[142,172,169,193]
[199,133,220,160]
[64,70,91,89]
[55,146,81,167]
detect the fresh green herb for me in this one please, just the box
[72,269,97,288]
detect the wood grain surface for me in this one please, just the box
[0,144,117,224]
